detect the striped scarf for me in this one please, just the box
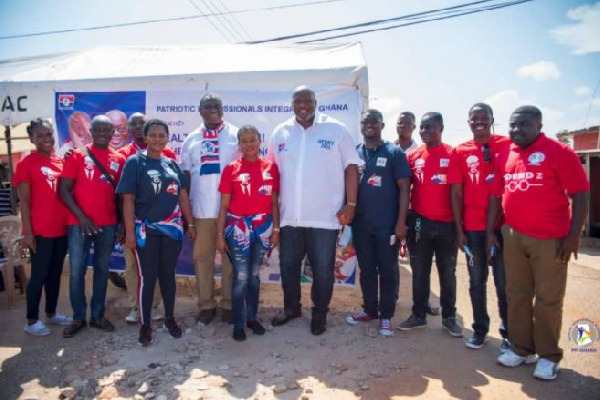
[135,206,184,247]
[224,213,273,257]
[199,121,224,176]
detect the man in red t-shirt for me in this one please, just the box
[489,106,589,380]
[397,112,462,338]
[59,115,126,338]
[448,103,510,351]
[118,112,176,323]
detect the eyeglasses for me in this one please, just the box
[482,144,491,163]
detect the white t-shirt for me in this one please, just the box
[268,113,361,230]
[180,121,240,219]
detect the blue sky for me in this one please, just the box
[1,0,599,145]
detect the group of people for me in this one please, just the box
[14,86,588,382]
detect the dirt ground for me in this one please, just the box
[0,248,599,400]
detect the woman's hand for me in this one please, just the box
[23,233,36,253]
[270,230,280,248]
[216,234,227,253]
[124,233,136,249]
[186,225,196,241]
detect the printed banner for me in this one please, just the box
[54,88,359,286]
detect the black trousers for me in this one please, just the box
[134,234,181,325]
[26,236,68,320]
[407,213,458,320]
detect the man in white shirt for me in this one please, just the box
[394,111,419,154]
[181,93,240,325]
[268,86,361,335]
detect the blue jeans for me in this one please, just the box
[353,223,399,319]
[407,213,458,320]
[68,225,116,321]
[279,227,339,317]
[465,230,508,338]
[226,237,268,329]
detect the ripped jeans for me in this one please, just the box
[226,236,268,329]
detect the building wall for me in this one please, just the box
[590,157,600,227]
[574,131,599,151]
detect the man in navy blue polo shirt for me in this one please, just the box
[346,109,411,336]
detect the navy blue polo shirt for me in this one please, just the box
[354,141,411,227]
[116,153,189,228]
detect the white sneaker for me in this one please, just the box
[497,348,537,367]
[378,319,394,337]
[24,320,51,336]
[125,307,139,323]
[45,313,73,326]
[533,358,559,380]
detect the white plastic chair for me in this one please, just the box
[0,216,28,308]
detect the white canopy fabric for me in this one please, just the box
[0,43,368,125]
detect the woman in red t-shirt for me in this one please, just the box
[217,125,280,341]
[13,119,70,336]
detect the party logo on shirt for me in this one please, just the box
[110,161,120,172]
[263,171,273,180]
[40,166,58,191]
[484,172,495,183]
[317,139,335,150]
[376,157,387,167]
[278,143,288,154]
[431,174,447,184]
[466,155,480,184]
[528,152,545,166]
[166,182,178,195]
[258,184,273,195]
[440,158,450,167]
[367,174,382,187]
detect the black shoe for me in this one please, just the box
[89,318,115,332]
[311,315,327,336]
[233,327,246,341]
[139,324,153,346]
[465,333,487,349]
[163,317,182,339]
[197,309,216,325]
[271,310,301,327]
[63,319,87,338]
[246,319,266,335]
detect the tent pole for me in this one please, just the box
[4,125,16,215]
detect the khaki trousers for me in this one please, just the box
[193,218,232,311]
[124,246,160,309]
[502,225,568,363]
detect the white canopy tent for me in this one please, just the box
[0,43,368,126]
[0,43,369,214]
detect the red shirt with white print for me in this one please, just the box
[118,142,177,161]
[408,143,454,222]
[491,133,589,239]
[219,157,280,216]
[448,135,510,231]
[12,152,68,237]
[62,145,126,226]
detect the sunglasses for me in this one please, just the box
[482,144,491,163]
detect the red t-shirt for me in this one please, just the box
[491,133,589,239]
[219,158,280,216]
[448,135,511,231]
[408,143,454,222]
[62,145,126,226]
[12,152,68,237]
[118,143,177,160]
